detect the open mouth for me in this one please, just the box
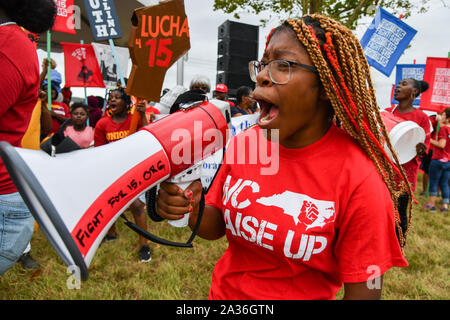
[109,104,118,112]
[257,99,279,126]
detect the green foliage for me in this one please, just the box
[213,0,431,29]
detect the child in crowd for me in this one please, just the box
[94,87,152,262]
[63,102,94,149]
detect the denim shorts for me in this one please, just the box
[0,192,35,275]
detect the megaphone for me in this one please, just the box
[0,99,231,280]
[380,111,426,164]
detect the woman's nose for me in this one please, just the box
[256,65,273,87]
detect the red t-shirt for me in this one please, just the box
[94,114,134,146]
[432,125,450,161]
[50,101,70,134]
[384,107,431,191]
[205,125,407,300]
[0,25,40,194]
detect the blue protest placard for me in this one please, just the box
[360,7,417,77]
[83,0,122,41]
[391,64,425,105]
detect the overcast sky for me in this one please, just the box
[40,0,450,110]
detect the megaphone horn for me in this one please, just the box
[0,99,231,280]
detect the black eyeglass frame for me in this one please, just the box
[249,59,318,84]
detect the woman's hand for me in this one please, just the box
[157,180,226,240]
[39,90,47,101]
[135,100,149,126]
[416,142,427,157]
[156,180,203,221]
[135,100,147,114]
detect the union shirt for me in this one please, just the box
[94,114,134,147]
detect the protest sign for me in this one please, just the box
[92,43,130,88]
[420,57,450,112]
[83,0,122,41]
[52,0,76,34]
[126,0,190,102]
[61,42,105,88]
[391,64,425,105]
[361,7,417,77]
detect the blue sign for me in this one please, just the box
[391,64,425,105]
[360,7,417,77]
[84,0,122,41]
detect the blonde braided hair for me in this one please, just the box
[270,15,413,247]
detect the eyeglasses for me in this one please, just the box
[249,59,318,84]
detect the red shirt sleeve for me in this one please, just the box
[93,118,107,147]
[62,102,70,118]
[335,170,408,283]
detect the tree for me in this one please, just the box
[213,0,431,29]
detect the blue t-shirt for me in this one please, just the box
[230,105,248,116]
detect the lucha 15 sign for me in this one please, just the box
[83,0,122,41]
[126,0,190,102]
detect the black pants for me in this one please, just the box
[396,192,409,244]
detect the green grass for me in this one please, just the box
[1,175,449,300]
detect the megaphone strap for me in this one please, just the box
[121,190,205,248]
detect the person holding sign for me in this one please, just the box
[385,78,431,237]
[155,15,409,299]
[94,87,152,262]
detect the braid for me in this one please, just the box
[271,15,413,247]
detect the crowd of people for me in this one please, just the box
[0,0,448,301]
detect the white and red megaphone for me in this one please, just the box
[0,99,231,280]
[380,111,426,164]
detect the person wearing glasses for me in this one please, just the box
[230,86,257,117]
[154,15,409,299]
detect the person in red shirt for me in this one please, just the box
[385,78,431,238]
[94,87,153,262]
[420,114,438,195]
[154,15,409,299]
[0,0,56,275]
[425,107,450,211]
[214,83,235,108]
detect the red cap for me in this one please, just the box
[215,83,228,93]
